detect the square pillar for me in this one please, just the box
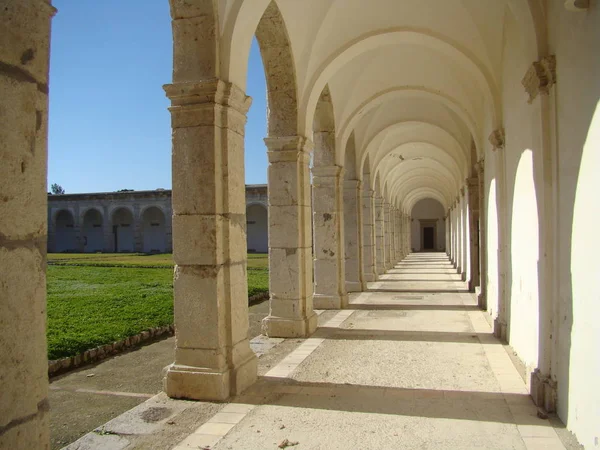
[467,177,481,292]
[344,179,365,292]
[383,201,392,270]
[312,165,348,309]
[361,185,377,281]
[389,205,396,264]
[163,79,257,401]
[0,1,56,448]
[262,136,318,337]
[374,195,386,275]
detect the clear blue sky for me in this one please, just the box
[48,0,268,194]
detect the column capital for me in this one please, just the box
[343,179,361,189]
[164,79,251,131]
[266,136,313,164]
[475,156,485,174]
[489,128,505,151]
[522,55,556,103]
[164,78,250,111]
[311,165,344,178]
[466,177,478,189]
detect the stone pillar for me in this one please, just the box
[263,136,317,337]
[165,203,173,253]
[344,179,364,292]
[133,204,143,252]
[374,195,386,275]
[394,209,404,261]
[461,187,469,281]
[476,159,487,309]
[455,204,460,267]
[0,1,55,448]
[102,204,112,252]
[163,79,257,401]
[467,177,480,292]
[312,165,348,309]
[389,205,396,264]
[361,183,377,281]
[384,201,392,270]
[449,207,454,262]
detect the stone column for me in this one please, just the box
[449,208,454,262]
[477,159,487,309]
[312,165,348,309]
[344,179,364,292]
[394,209,401,260]
[389,205,397,264]
[263,136,317,337]
[374,195,386,275]
[163,79,257,401]
[461,187,469,281]
[165,203,173,253]
[133,204,143,252]
[102,204,112,252]
[454,204,459,266]
[0,1,55,448]
[467,177,480,292]
[361,183,377,281]
[384,201,392,270]
[455,198,462,273]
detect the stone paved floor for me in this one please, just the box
[174,253,572,450]
[65,253,581,450]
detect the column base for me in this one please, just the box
[262,312,318,338]
[461,272,467,281]
[314,293,349,309]
[362,272,376,282]
[493,318,507,342]
[530,369,557,413]
[477,292,487,310]
[345,281,363,293]
[164,351,257,401]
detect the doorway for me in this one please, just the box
[423,227,434,250]
[419,219,437,252]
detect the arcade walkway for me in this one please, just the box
[169,253,570,450]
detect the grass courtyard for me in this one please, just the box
[47,253,269,360]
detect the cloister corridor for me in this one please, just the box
[166,253,571,450]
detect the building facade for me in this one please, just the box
[2,1,599,448]
[48,185,268,254]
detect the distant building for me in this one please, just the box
[47,185,268,253]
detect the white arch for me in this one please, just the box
[337,87,479,166]
[300,28,500,140]
[362,121,468,178]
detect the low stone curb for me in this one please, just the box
[248,291,270,303]
[48,325,175,378]
[48,291,270,378]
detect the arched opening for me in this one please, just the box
[54,209,77,252]
[111,207,134,252]
[509,149,539,371]
[411,198,445,252]
[142,206,166,253]
[82,208,104,253]
[246,204,268,253]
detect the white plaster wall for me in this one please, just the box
[410,198,446,252]
[246,204,268,253]
[547,1,600,445]
[501,12,541,376]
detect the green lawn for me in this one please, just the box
[47,253,268,360]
